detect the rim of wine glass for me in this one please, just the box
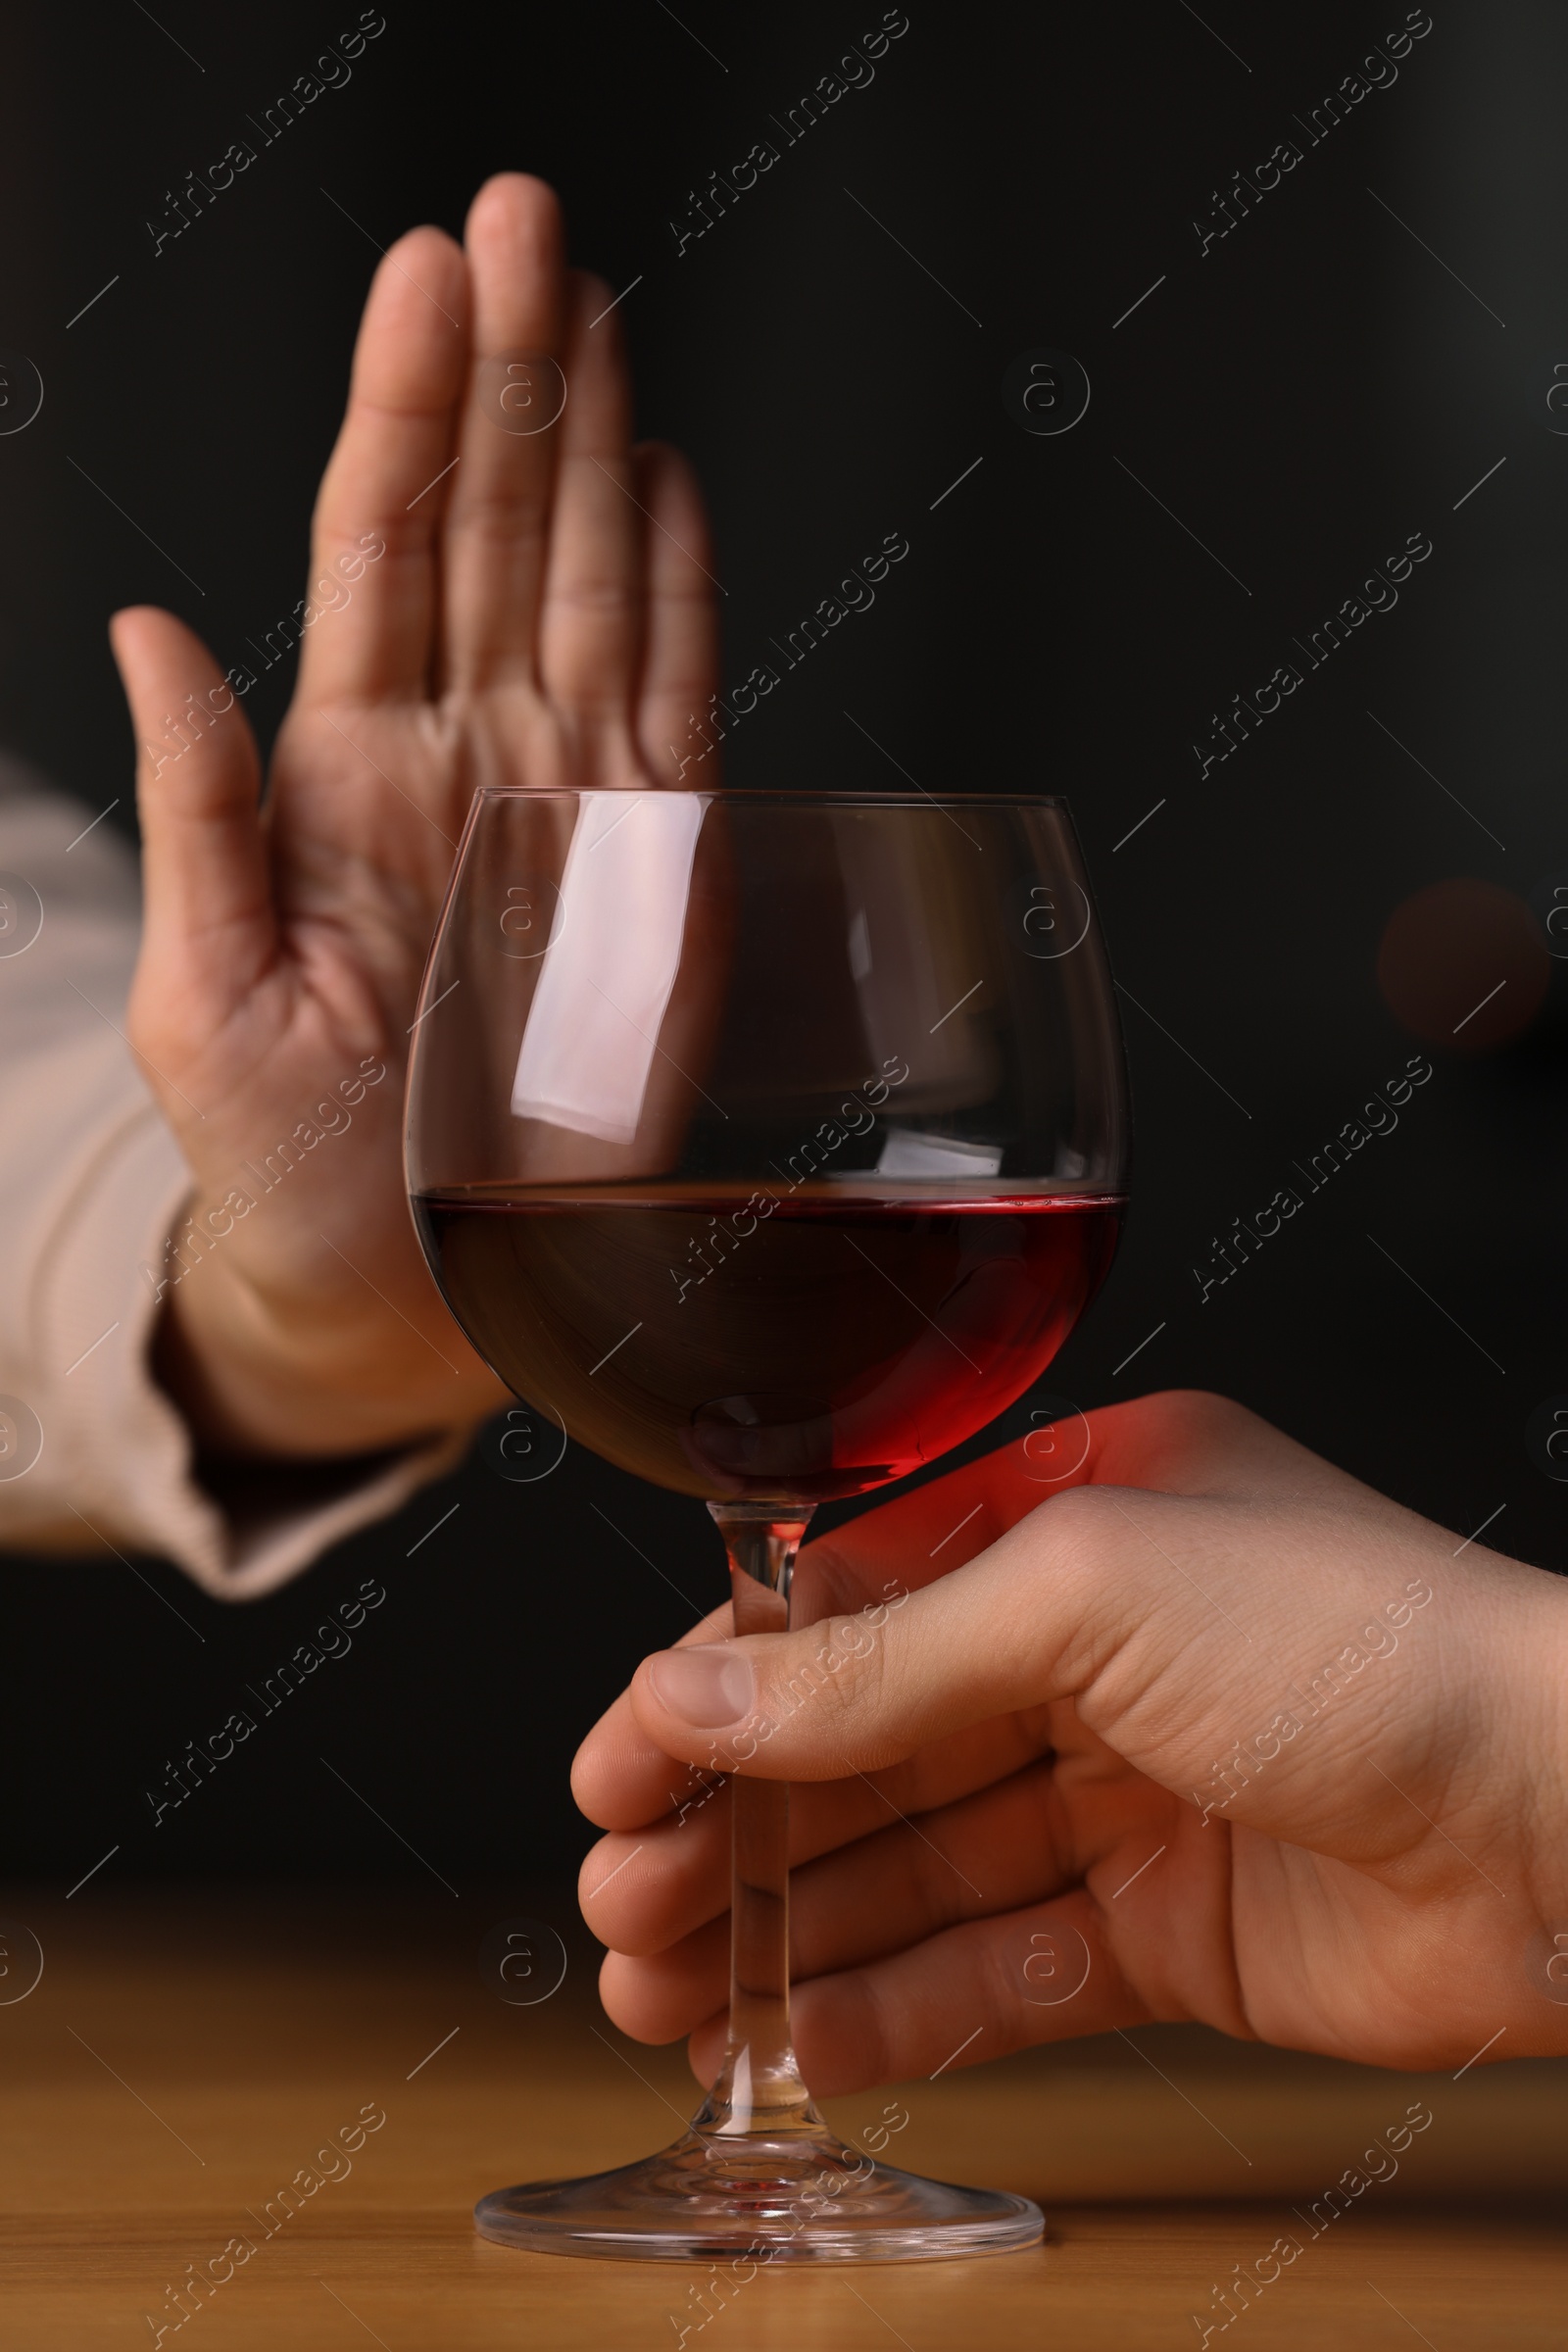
[465,786,1068,807]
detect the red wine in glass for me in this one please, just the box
[415,1187,1123,1500]
[405,789,1130,2261]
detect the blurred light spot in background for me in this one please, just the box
[1375,879,1550,1054]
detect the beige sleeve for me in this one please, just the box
[0,759,468,1599]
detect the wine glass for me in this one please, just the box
[405,788,1130,2261]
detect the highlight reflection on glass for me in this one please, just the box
[509,791,710,1144]
[406,789,1130,2261]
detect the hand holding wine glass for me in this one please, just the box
[576,1390,1568,2090]
[108,173,716,1460]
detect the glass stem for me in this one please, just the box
[691,1500,824,2142]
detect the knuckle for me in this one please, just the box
[762,1620,886,1742]
[447,489,551,543]
[1038,1479,1116,1556]
[547,576,640,617]
[1030,1484,1131,1617]
[1144,1387,1253,1446]
[353,513,429,564]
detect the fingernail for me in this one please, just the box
[648,1642,755,1728]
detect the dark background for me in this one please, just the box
[3,0,1566,1888]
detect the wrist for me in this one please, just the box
[153,1235,507,1458]
[1499,1561,1568,2044]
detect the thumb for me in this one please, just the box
[111,606,274,1050]
[624,1471,1446,1817]
[627,1498,1124,1783]
[625,1397,1444,1795]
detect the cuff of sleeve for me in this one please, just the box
[34,1094,470,1599]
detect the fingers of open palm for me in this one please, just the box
[437,174,566,692]
[534,275,644,746]
[296,225,468,707]
[699,1890,1156,2096]
[631,442,719,785]
[111,607,272,1054]
[581,1708,1061,1959]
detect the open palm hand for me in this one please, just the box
[112,175,715,1455]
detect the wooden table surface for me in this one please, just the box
[1,1887,1562,2349]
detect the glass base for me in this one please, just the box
[473,2121,1044,2264]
